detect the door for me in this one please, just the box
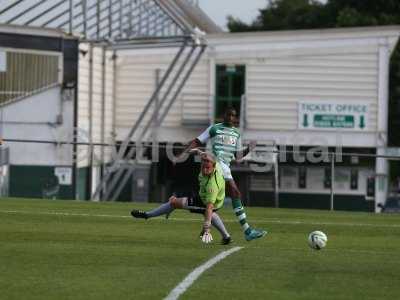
[215,64,245,123]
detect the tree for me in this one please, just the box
[228,0,400,33]
[227,0,334,31]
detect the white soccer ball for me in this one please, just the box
[308,231,328,250]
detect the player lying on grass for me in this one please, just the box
[176,106,266,241]
[131,151,231,245]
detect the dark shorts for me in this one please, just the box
[177,192,219,215]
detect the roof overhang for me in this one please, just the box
[159,0,223,34]
[0,0,220,44]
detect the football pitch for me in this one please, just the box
[1,198,399,300]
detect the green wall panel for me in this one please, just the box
[10,165,74,200]
[77,167,90,201]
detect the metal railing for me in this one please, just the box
[0,50,61,105]
[91,41,207,201]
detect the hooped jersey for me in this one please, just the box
[197,123,241,165]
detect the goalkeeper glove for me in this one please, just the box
[201,231,213,244]
[201,221,213,244]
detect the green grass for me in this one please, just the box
[0,198,399,300]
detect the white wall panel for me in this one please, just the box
[2,87,74,166]
[77,43,90,167]
[77,44,115,167]
[115,49,209,135]
[245,49,379,132]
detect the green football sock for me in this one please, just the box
[231,198,252,235]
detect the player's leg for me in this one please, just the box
[211,212,231,244]
[183,195,231,244]
[218,162,252,235]
[226,178,267,241]
[131,195,185,219]
[226,179,251,233]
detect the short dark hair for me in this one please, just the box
[225,106,236,114]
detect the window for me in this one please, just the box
[215,65,245,121]
[367,176,375,197]
[0,50,60,105]
[324,167,331,189]
[298,166,307,189]
[350,169,358,190]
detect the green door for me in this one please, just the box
[215,64,245,122]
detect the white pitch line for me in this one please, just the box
[164,246,243,300]
[1,209,400,228]
[0,209,132,219]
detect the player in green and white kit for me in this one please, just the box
[180,107,267,241]
[131,152,231,244]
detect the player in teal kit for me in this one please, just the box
[178,107,267,241]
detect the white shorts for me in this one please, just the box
[218,160,233,181]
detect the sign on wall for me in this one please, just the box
[384,147,400,158]
[55,167,72,185]
[0,50,6,72]
[298,101,369,131]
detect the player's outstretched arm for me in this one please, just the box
[201,203,214,244]
[235,140,257,160]
[174,139,202,164]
